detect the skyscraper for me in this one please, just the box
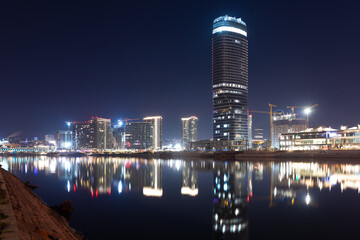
[212,16,248,147]
[73,117,116,150]
[125,122,153,150]
[143,116,162,150]
[181,116,198,150]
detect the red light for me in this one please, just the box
[247,196,249,202]
[73,184,76,192]
[109,187,111,195]
[91,189,94,198]
[96,190,98,197]
[251,192,253,197]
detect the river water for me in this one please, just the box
[1,156,360,240]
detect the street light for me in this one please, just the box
[66,121,71,131]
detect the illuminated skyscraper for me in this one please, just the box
[73,117,116,150]
[212,16,248,146]
[125,122,152,149]
[143,116,162,150]
[181,116,198,150]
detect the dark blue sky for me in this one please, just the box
[1,0,360,140]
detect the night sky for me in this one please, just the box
[1,0,360,140]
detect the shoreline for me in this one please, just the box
[1,150,360,160]
[0,168,83,240]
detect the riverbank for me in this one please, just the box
[0,168,82,240]
[1,150,360,161]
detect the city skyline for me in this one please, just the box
[1,0,360,140]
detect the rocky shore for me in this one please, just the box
[0,168,82,240]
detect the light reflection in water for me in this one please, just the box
[2,156,360,239]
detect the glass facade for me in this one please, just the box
[212,16,248,143]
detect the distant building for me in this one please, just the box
[279,125,360,150]
[73,121,93,149]
[73,117,116,150]
[279,126,338,151]
[272,114,307,149]
[252,127,265,148]
[212,15,248,148]
[112,120,125,149]
[44,134,55,142]
[248,115,252,148]
[143,116,162,150]
[192,139,248,151]
[181,116,198,150]
[56,130,73,149]
[163,138,181,149]
[125,122,153,150]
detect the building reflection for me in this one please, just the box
[2,156,360,236]
[181,161,198,196]
[212,161,249,240]
[270,162,360,207]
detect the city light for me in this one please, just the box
[304,108,311,115]
[305,193,311,205]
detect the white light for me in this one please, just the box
[118,181,123,194]
[174,143,182,150]
[305,193,311,205]
[213,26,247,37]
[235,208,239,215]
[66,122,71,127]
[64,142,72,149]
[67,180,70,192]
[304,108,311,115]
[117,120,123,127]
[181,187,198,196]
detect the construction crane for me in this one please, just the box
[123,117,139,124]
[249,103,279,148]
[286,104,318,128]
[113,117,140,126]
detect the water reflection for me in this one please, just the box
[1,156,360,239]
[212,162,249,239]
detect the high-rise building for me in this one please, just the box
[56,130,73,149]
[181,116,198,150]
[212,15,248,147]
[73,117,116,150]
[143,116,162,150]
[125,122,153,150]
[73,121,94,149]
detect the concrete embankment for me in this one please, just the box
[0,169,82,240]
